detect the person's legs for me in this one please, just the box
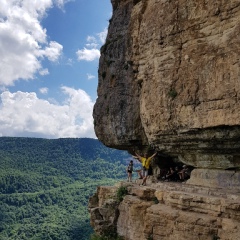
[142,176,148,185]
[141,170,148,185]
[178,171,184,180]
[136,169,143,179]
[129,171,132,182]
[127,171,131,181]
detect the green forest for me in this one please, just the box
[0,137,132,240]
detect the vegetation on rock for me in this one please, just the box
[116,186,128,202]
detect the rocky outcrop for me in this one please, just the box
[93,0,240,170]
[91,1,240,238]
[89,182,240,240]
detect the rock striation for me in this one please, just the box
[93,0,240,171]
[91,1,240,238]
[89,182,240,240]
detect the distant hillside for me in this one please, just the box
[0,137,131,240]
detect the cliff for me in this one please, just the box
[89,181,240,240]
[93,0,240,170]
[91,0,240,239]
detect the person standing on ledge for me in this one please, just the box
[134,151,157,186]
[126,160,134,182]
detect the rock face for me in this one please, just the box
[93,0,240,169]
[89,182,240,240]
[92,1,240,237]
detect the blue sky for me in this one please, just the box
[0,0,112,139]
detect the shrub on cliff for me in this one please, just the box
[116,186,128,202]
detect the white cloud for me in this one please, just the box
[85,43,99,48]
[76,48,100,61]
[76,28,108,62]
[87,36,97,43]
[66,58,73,65]
[87,74,95,80]
[54,0,71,9]
[39,87,49,94]
[97,28,108,44]
[86,36,99,49]
[0,0,64,86]
[39,68,49,76]
[0,86,8,92]
[0,88,96,139]
[39,41,63,62]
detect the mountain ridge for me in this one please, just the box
[0,137,130,240]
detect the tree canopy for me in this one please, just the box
[0,137,132,240]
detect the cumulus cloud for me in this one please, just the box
[0,88,96,139]
[0,0,65,86]
[76,28,108,62]
[66,58,73,65]
[76,48,100,61]
[39,41,63,61]
[85,43,99,48]
[97,28,108,44]
[86,36,97,43]
[39,68,49,76]
[39,87,49,94]
[87,74,95,80]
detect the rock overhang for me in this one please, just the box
[93,0,240,170]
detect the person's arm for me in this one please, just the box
[149,152,157,159]
[132,154,141,163]
[134,152,142,159]
[134,152,143,162]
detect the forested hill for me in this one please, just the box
[0,137,131,240]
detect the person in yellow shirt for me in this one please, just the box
[134,151,157,186]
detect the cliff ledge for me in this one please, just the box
[89,181,240,240]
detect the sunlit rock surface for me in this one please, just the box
[93,0,240,170]
[89,182,240,240]
[92,1,240,238]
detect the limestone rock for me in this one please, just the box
[91,0,240,238]
[88,182,240,240]
[88,186,119,235]
[187,169,240,190]
[93,0,240,169]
